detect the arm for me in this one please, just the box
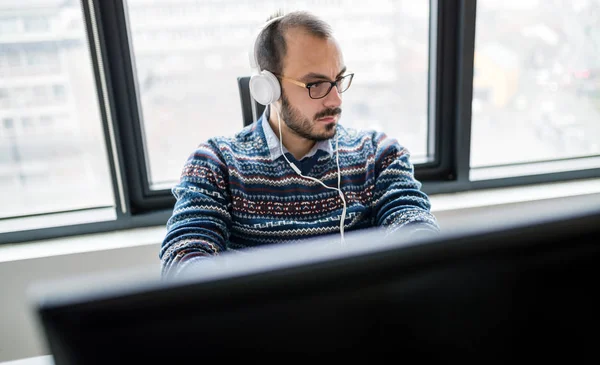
[159,142,232,278]
[371,132,440,237]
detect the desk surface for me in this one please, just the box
[0,356,53,365]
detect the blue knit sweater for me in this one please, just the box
[160,115,439,277]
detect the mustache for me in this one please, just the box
[314,107,342,120]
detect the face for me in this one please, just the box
[278,28,346,142]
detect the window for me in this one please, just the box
[52,84,67,103]
[125,0,432,191]
[5,47,22,67]
[21,117,34,131]
[1,0,598,245]
[0,88,8,109]
[0,2,114,226]
[23,16,50,32]
[32,85,50,106]
[25,45,61,75]
[471,0,600,180]
[2,118,14,130]
[0,17,19,34]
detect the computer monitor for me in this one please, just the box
[31,194,600,362]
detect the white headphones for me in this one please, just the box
[248,16,283,106]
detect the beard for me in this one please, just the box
[279,92,341,142]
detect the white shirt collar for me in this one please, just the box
[261,107,333,161]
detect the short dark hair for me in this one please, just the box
[256,10,333,75]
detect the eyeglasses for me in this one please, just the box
[276,73,354,99]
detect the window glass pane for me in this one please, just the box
[0,1,114,221]
[126,0,431,190]
[24,16,50,32]
[472,0,600,170]
[0,17,20,33]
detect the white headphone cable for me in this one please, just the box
[271,103,347,244]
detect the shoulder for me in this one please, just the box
[187,122,265,166]
[337,125,409,158]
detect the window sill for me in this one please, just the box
[428,177,600,212]
[1,177,599,264]
[0,225,166,264]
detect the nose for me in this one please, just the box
[322,84,342,109]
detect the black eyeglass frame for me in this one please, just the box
[276,73,355,99]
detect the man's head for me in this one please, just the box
[256,11,349,142]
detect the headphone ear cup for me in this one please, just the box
[249,70,281,105]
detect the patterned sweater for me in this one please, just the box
[160,115,439,277]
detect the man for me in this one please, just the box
[160,10,439,278]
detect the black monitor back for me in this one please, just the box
[32,194,600,362]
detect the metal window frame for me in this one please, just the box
[94,0,175,213]
[415,0,461,184]
[0,0,171,246]
[1,0,599,246]
[421,0,600,195]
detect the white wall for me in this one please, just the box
[1,183,599,362]
[0,240,161,363]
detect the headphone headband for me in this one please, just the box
[248,15,284,106]
[249,16,284,73]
